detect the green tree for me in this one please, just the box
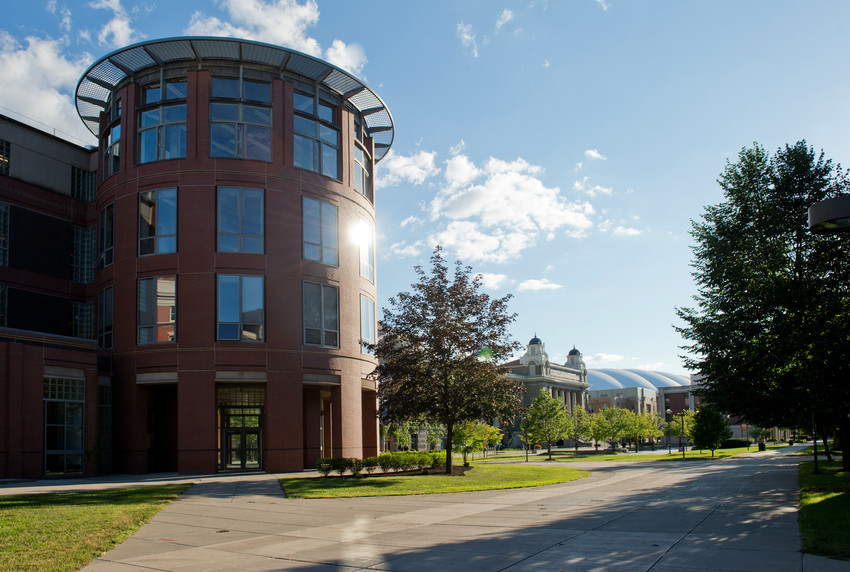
[666,409,696,443]
[587,412,609,451]
[691,405,732,456]
[452,420,500,464]
[523,390,569,460]
[565,408,592,453]
[370,247,524,473]
[621,411,664,452]
[676,142,850,470]
[600,407,631,450]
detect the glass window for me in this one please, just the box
[303,281,338,347]
[138,104,186,163]
[71,166,96,202]
[72,300,95,339]
[72,225,95,283]
[217,275,264,341]
[360,295,376,354]
[99,203,114,267]
[218,187,263,253]
[354,144,373,202]
[293,91,338,179]
[44,376,85,476]
[98,286,113,349]
[0,202,8,267]
[138,276,176,344]
[104,123,120,176]
[302,196,337,265]
[358,219,375,282]
[210,78,272,161]
[139,188,177,255]
[1,138,10,176]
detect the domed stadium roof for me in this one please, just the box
[587,368,690,392]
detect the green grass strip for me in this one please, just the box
[798,460,850,560]
[475,445,780,463]
[0,484,191,572]
[281,464,588,498]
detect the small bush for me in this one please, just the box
[363,456,379,474]
[416,451,431,469]
[430,452,446,470]
[316,457,333,477]
[350,457,364,474]
[719,438,751,449]
[378,453,395,472]
[463,461,470,467]
[421,468,430,475]
[330,457,351,476]
[398,452,416,471]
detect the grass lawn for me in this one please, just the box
[475,445,778,463]
[281,464,588,498]
[798,460,850,560]
[0,484,191,572]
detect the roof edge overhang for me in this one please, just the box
[75,36,394,161]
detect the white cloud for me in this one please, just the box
[636,361,664,370]
[543,59,550,68]
[584,148,607,160]
[89,0,142,48]
[585,353,624,364]
[429,152,594,262]
[185,0,367,75]
[444,154,480,188]
[595,0,610,10]
[449,139,466,156]
[574,176,613,197]
[376,150,440,189]
[517,278,563,292]
[613,226,642,236]
[477,272,509,290]
[47,1,72,33]
[457,22,479,58]
[0,33,95,145]
[400,216,421,228]
[495,9,514,32]
[389,240,425,258]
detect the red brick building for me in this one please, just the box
[0,37,392,478]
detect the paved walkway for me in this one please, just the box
[4,447,848,571]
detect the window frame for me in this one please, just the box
[209,77,272,161]
[358,218,375,282]
[97,286,113,349]
[217,187,264,253]
[293,91,339,179]
[43,376,85,476]
[360,294,376,354]
[98,203,114,267]
[302,281,339,348]
[139,188,177,256]
[302,196,338,266]
[138,275,177,344]
[217,274,265,342]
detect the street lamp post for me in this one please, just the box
[665,408,672,455]
[680,411,686,460]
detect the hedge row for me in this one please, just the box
[315,451,446,477]
[719,438,752,449]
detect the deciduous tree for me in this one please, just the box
[523,389,569,460]
[370,247,524,473]
[691,405,732,456]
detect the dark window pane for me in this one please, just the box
[294,115,315,136]
[244,126,270,161]
[218,275,239,322]
[138,325,154,343]
[303,198,320,244]
[165,81,186,100]
[218,323,239,340]
[319,124,337,146]
[294,92,313,114]
[324,331,338,348]
[163,124,186,159]
[46,426,64,450]
[139,108,160,128]
[139,238,155,255]
[242,324,262,341]
[138,129,157,164]
[210,102,240,121]
[303,282,320,330]
[321,145,338,179]
[66,426,83,450]
[318,102,334,123]
[244,80,271,103]
[241,189,263,235]
[158,236,176,253]
[305,328,321,345]
[323,287,338,331]
[46,401,64,424]
[163,104,186,123]
[144,85,161,104]
[304,243,320,261]
[241,276,263,317]
[293,135,315,170]
[243,106,271,125]
[65,455,83,473]
[218,235,239,252]
[241,236,263,253]
[218,188,240,234]
[210,123,237,157]
[158,189,177,235]
[212,78,239,99]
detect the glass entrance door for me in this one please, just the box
[219,406,263,470]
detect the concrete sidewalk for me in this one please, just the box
[5,448,848,571]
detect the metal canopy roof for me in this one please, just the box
[75,37,394,161]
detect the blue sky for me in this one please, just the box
[3,0,850,375]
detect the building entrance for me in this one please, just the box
[217,385,264,471]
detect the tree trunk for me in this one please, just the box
[445,422,453,474]
[547,439,552,460]
[840,417,850,472]
[822,434,833,462]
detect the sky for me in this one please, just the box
[3,0,850,376]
